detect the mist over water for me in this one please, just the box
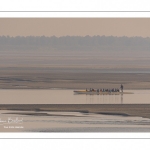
[1,36,150,73]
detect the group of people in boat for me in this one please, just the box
[86,84,124,93]
[86,88,120,92]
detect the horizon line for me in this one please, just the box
[0,35,150,38]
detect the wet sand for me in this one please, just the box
[1,71,150,89]
[1,104,150,119]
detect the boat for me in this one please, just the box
[74,90,133,95]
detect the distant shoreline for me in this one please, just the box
[0,72,150,89]
[0,87,150,91]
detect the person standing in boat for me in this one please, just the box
[120,84,123,92]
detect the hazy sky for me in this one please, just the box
[1,18,150,37]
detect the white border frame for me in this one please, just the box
[1,0,150,140]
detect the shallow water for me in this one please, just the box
[1,89,150,132]
[0,89,150,104]
[1,110,150,132]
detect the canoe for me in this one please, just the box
[74,90,133,95]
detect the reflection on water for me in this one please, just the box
[0,89,150,104]
[85,94,123,104]
[1,110,150,132]
[121,94,123,104]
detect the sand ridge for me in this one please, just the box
[0,104,150,119]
